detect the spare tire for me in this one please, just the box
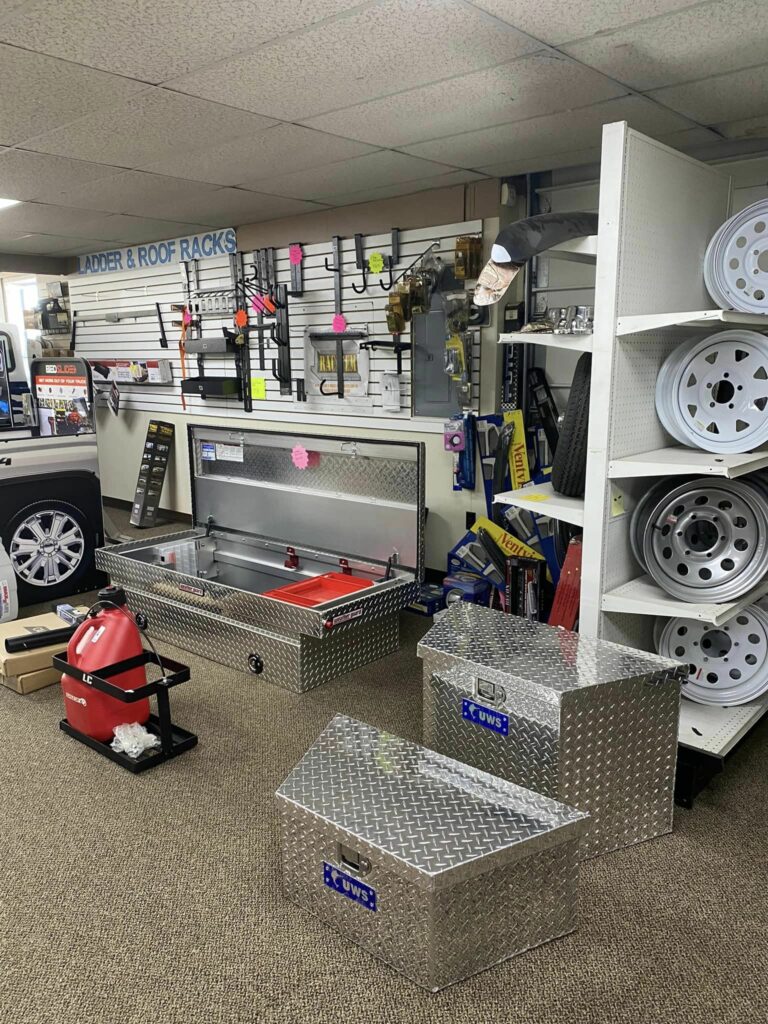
[551,353,591,498]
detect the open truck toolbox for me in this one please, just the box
[96,425,425,692]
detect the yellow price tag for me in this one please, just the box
[250,377,266,400]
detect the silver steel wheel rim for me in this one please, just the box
[704,199,768,314]
[659,331,768,453]
[658,605,768,705]
[640,478,768,601]
[10,509,84,586]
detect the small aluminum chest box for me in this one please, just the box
[419,605,684,861]
[96,425,424,693]
[276,714,588,991]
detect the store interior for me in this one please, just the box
[1,3,767,1023]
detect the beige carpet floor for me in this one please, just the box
[1,516,766,1023]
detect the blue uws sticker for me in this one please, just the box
[462,698,509,736]
[323,863,377,911]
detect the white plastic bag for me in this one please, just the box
[111,722,161,759]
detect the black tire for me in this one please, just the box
[551,353,591,498]
[0,497,97,605]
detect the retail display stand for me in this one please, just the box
[498,122,768,801]
[129,420,175,527]
[54,649,197,774]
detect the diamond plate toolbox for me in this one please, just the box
[418,605,685,860]
[97,424,424,693]
[276,714,587,991]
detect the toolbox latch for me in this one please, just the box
[476,677,506,705]
[339,558,351,575]
[338,843,371,876]
[284,545,299,570]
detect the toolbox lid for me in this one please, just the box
[188,425,424,574]
[276,714,587,890]
[417,604,684,701]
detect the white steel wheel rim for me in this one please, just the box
[670,331,768,453]
[10,509,84,586]
[659,606,768,705]
[656,340,694,446]
[704,199,768,314]
[640,478,768,602]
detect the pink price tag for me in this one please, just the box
[289,243,303,265]
[332,313,347,332]
[291,445,319,470]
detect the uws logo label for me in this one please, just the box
[65,692,87,706]
[323,862,377,911]
[462,698,509,736]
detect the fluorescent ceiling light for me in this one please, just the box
[0,197,21,210]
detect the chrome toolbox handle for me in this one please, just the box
[337,842,371,876]
[475,677,506,705]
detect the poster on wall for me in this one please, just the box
[31,360,94,437]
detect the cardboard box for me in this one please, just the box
[0,613,70,680]
[3,665,61,695]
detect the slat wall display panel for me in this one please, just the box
[68,221,483,429]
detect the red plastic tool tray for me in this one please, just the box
[263,572,373,608]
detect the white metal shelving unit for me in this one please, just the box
[493,481,584,526]
[570,123,768,758]
[499,331,593,354]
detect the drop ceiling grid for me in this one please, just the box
[67,219,483,427]
[0,0,766,251]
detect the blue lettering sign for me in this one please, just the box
[461,698,509,736]
[77,230,237,275]
[323,862,377,911]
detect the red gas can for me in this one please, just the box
[60,586,150,742]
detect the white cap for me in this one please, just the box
[491,242,511,263]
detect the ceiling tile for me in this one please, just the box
[0,233,107,255]
[0,42,147,146]
[562,1,768,91]
[0,0,366,83]
[478,147,603,177]
[39,170,219,215]
[0,149,125,201]
[647,64,768,125]
[249,150,461,201]
[143,123,379,187]
[0,203,146,240]
[87,217,219,243]
[166,0,540,121]
[133,189,326,227]
[23,88,278,168]
[321,169,488,207]
[302,51,627,147]
[467,0,704,45]
[401,96,694,168]
[716,114,768,141]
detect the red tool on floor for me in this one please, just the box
[53,585,197,773]
[60,585,150,742]
[548,536,582,630]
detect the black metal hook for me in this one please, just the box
[271,359,291,385]
[379,259,394,291]
[351,265,368,294]
[323,255,336,272]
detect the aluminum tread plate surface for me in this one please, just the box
[277,715,587,886]
[279,798,580,991]
[419,607,682,860]
[417,603,682,698]
[98,534,418,638]
[124,589,398,693]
